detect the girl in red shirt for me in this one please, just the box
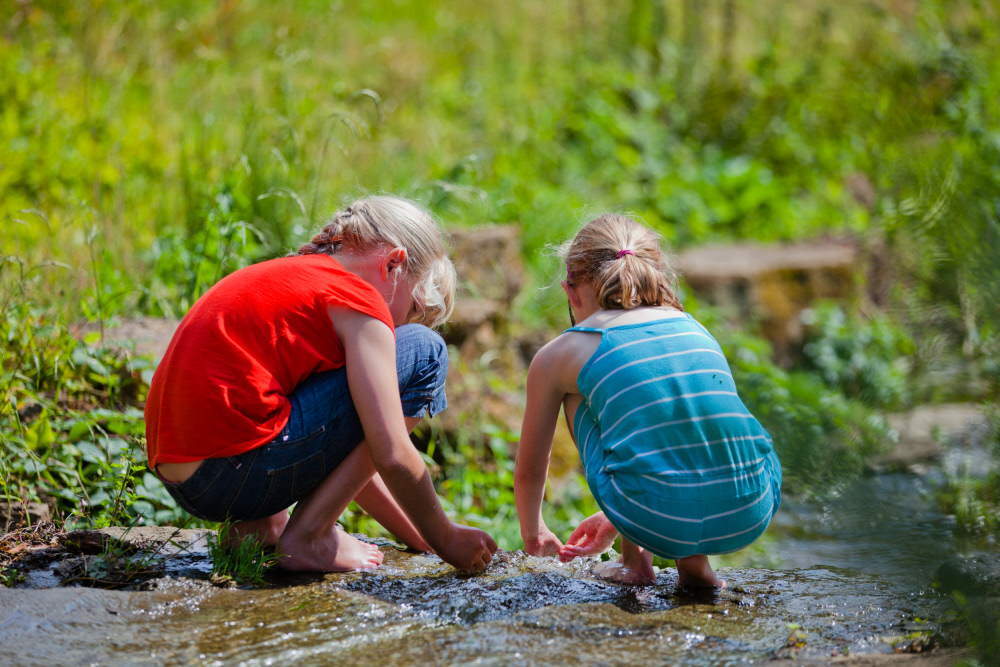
[146,196,496,573]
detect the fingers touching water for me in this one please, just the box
[438,523,498,572]
[557,511,618,562]
[523,528,563,557]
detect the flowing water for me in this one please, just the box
[0,467,975,666]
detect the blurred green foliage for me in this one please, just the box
[3,1,998,316]
[939,406,1000,538]
[1,1,999,561]
[801,301,915,410]
[949,590,1000,667]
[702,309,896,495]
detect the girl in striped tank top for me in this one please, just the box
[514,214,781,587]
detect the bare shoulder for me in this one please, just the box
[529,331,602,395]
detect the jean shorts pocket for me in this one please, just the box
[263,450,327,510]
[270,424,326,450]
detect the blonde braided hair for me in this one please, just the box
[294,196,456,328]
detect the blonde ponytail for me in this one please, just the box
[562,214,682,311]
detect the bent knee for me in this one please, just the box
[395,324,449,416]
[396,324,448,374]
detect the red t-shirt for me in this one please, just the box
[144,254,394,468]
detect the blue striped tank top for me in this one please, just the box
[568,314,781,559]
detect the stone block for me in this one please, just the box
[445,224,525,348]
[677,239,860,364]
[2,501,52,531]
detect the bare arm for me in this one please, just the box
[355,471,433,552]
[514,341,570,555]
[331,306,496,570]
[354,415,432,552]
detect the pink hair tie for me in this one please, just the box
[616,249,635,259]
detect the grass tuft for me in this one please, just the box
[208,522,282,587]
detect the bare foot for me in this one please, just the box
[277,524,384,572]
[594,538,657,585]
[676,554,726,589]
[223,510,289,549]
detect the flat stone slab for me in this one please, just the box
[677,239,858,280]
[2,503,51,532]
[880,404,986,467]
[76,318,179,362]
[94,526,213,555]
[675,239,861,362]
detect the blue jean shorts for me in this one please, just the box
[156,324,448,523]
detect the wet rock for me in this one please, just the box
[59,529,112,554]
[0,546,961,666]
[793,650,965,665]
[935,553,1000,596]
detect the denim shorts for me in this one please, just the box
[156,324,448,523]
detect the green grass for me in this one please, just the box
[3,1,999,323]
[2,1,999,559]
[0,263,182,526]
[208,522,282,587]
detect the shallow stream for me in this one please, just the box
[1,462,982,665]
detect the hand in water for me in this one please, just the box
[523,528,563,557]
[436,523,498,572]
[558,511,618,562]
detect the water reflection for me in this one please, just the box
[763,472,962,582]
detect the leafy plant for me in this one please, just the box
[208,522,282,587]
[0,566,24,587]
[706,314,895,496]
[948,592,1000,667]
[937,406,1000,537]
[0,259,184,526]
[801,302,914,410]
[90,436,147,529]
